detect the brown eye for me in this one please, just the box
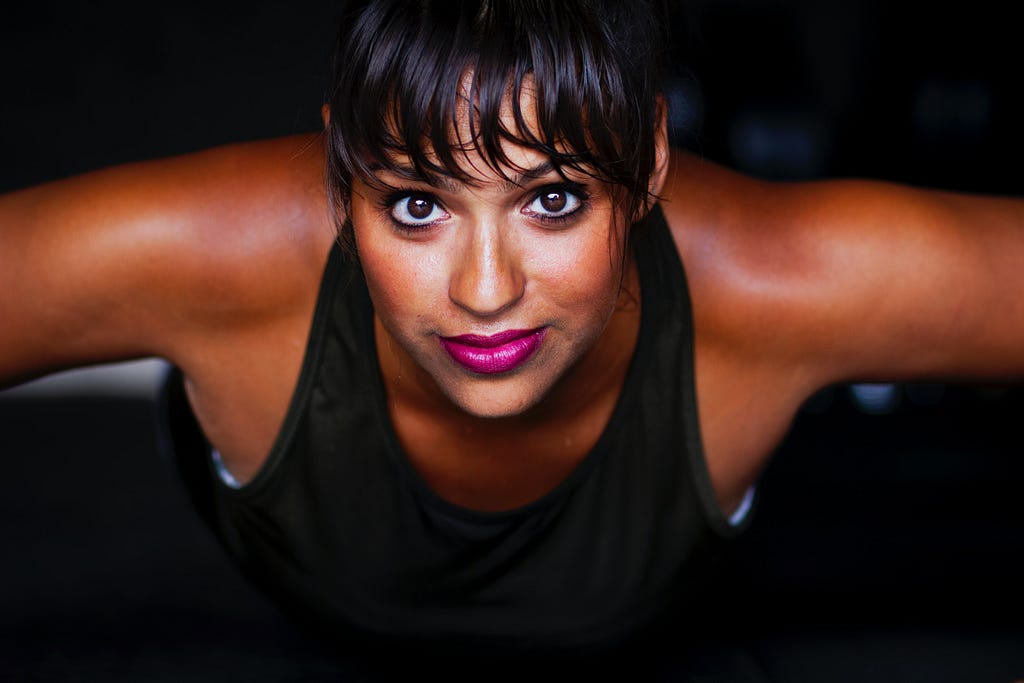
[524,186,583,221]
[390,193,447,227]
[407,196,433,220]
[539,191,567,213]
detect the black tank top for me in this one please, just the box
[160,205,746,659]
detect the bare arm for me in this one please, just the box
[0,134,332,389]
[748,179,1024,386]
[663,151,1024,509]
[668,151,1024,388]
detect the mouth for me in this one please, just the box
[439,327,548,375]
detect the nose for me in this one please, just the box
[448,221,525,318]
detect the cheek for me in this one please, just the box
[353,223,447,328]
[529,228,623,312]
[362,248,433,317]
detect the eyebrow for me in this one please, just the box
[369,160,558,194]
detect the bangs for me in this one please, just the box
[326,0,665,242]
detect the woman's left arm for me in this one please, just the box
[779,179,1024,385]
[666,150,1024,389]
[664,152,1023,505]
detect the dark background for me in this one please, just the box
[1,1,1022,680]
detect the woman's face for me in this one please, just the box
[350,97,633,419]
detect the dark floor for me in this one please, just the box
[2,385,1023,681]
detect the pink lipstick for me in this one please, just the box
[439,328,548,375]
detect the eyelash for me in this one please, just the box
[377,183,591,232]
[523,184,590,225]
[379,189,448,231]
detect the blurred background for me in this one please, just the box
[1,1,1022,680]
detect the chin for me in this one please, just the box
[440,375,552,420]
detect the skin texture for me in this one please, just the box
[3,128,1024,514]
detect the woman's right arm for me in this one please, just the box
[0,134,332,389]
[0,160,189,387]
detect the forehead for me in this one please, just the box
[373,73,592,190]
[372,159,561,197]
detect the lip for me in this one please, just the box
[439,327,548,374]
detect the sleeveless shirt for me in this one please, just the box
[159,205,749,659]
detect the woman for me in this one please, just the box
[2,0,1022,672]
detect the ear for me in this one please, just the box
[320,104,331,129]
[647,95,670,207]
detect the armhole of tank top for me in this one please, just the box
[664,211,757,539]
[217,241,348,498]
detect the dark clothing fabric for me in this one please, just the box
[160,205,747,661]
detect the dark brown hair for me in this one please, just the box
[325,0,669,252]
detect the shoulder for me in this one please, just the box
[658,148,1024,386]
[134,134,336,321]
[658,150,835,372]
[0,134,336,384]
